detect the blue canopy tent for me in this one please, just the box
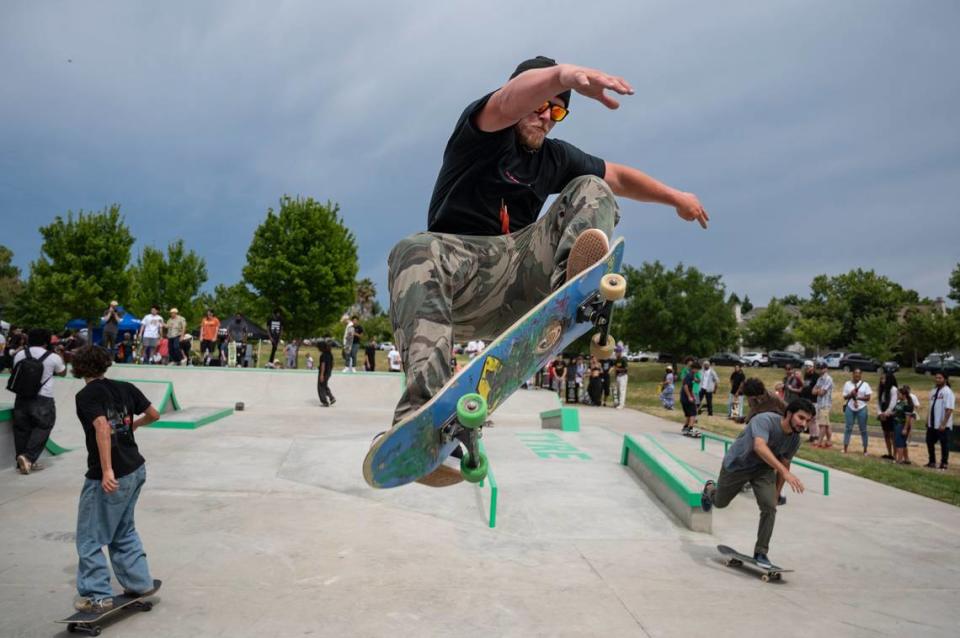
[66,306,142,344]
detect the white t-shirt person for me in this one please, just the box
[842,379,872,412]
[140,312,164,340]
[928,384,956,429]
[387,348,402,372]
[12,347,66,400]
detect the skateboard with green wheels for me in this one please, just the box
[362,238,626,488]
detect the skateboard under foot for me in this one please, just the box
[717,546,792,582]
[57,579,161,636]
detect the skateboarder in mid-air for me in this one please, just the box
[700,398,816,568]
[384,56,709,484]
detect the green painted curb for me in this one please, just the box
[151,407,234,430]
[621,434,703,507]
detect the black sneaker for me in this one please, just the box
[777,495,787,506]
[939,464,948,471]
[700,480,715,512]
[753,553,773,569]
[925,462,937,468]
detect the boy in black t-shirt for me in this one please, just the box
[317,340,336,407]
[71,345,159,613]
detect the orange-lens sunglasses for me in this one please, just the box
[534,101,569,122]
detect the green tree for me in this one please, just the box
[353,278,377,319]
[0,245,24,315]
[805,269,919,346]
[850,314,900,362]
[12,206,134,330]
[742,299,793,351]
[793,316,842,357]
[614,261,736,363]
[128,240,208,319]
[901,308,960,363]
[949,262,960,305]
[199,282,264,323]
[243,196,358,338]
[777,294,804,306]
[740,294,753,314]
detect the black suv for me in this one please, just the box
[915,354,960,376]
[767,350,804,368]
[709,352,746,367]
[838,353,882,372]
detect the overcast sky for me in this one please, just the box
[2,0,958,311]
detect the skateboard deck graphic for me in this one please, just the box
[57,579,161,635]
[363,238,625,488]
[717,545,792,582]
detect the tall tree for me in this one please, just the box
[198,282,264,322]
[793,316,842,357]
[0,245,23,315]
[614,261,736,363]
[740,294,753,314]
[805,269,919,346]
[949,262,960,305]
[742,299,793,351]
[127,240,208,319]
[851,314,900,362]
[353,278,377,319]
[243,196,358,338]
[901,308,959,363]
[12,206,134,330]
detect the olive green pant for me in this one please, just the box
[711,464,779,555]
[387,175,620,424]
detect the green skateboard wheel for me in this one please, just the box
[456,393,487,429]
[460,451,489,483]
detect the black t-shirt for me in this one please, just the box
[75,379,150,480]
[427,92,606,236]
[319,351,334,380]
[553,361,567,377]
[614,356,628,376]
[682,373,696,402]
[730,370,746,394]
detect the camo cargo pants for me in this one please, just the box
[388,175,620,424]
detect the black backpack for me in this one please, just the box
[6,348,53,398]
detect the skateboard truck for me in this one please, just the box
[577,273,626,359]
[440,393,489,483]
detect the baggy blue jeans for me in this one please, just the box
[76,464,153,600]
[844,406,869,450]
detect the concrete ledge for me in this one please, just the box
[699,431,830,495]
[152,406,234,430]
[621,434,711,533]
[539,407,580,431]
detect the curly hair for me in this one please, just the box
[71,345,113,379]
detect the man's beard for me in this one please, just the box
[515,122,547,152]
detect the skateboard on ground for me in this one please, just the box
[363,238,626,488]
[717,545,792,582]
[57,579,161,635]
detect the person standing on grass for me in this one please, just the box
[164,308,187,366]
[137,306,164,365]
[925,373,954,470]
[800,361,819,442]
[891,386,914,465]
[71,345,159,613]
[698,360,719,416]
[876,369,899,461]
[267,309,283,366]
[680,360,701,434]
[728,363,746,419]
[782,363,803,403]
[199,309,220,366]
[660,365,676,410]
[612,346,629,409]
[902,385,920,465]
[365,339,377,372]
[316,340,336,407]
[700,398,813,570]
[842,368,872,455]
[812,361,834,448]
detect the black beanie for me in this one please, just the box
[509,55,571,108]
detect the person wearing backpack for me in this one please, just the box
[9,328,66,474]
[70,344,160,613]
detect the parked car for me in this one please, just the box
[767,350,804,368]
[915,353,960,376]
[823,352,845,369]
[837,352,882,372]
[741,352,768,367]
[709,351,746,366]
[627,351,658,362]
[378,342,395,351]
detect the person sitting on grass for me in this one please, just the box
[701,398,814,569]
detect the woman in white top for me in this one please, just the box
[842,368,872,455]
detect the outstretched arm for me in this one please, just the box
[603,161,709,229]
[476,64,633,133]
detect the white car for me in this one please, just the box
[823,352,845,369]
[741,352,768,367]
[627,351,658,362]
[379,342,395,351]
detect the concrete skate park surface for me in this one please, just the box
[2,368,959,637]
